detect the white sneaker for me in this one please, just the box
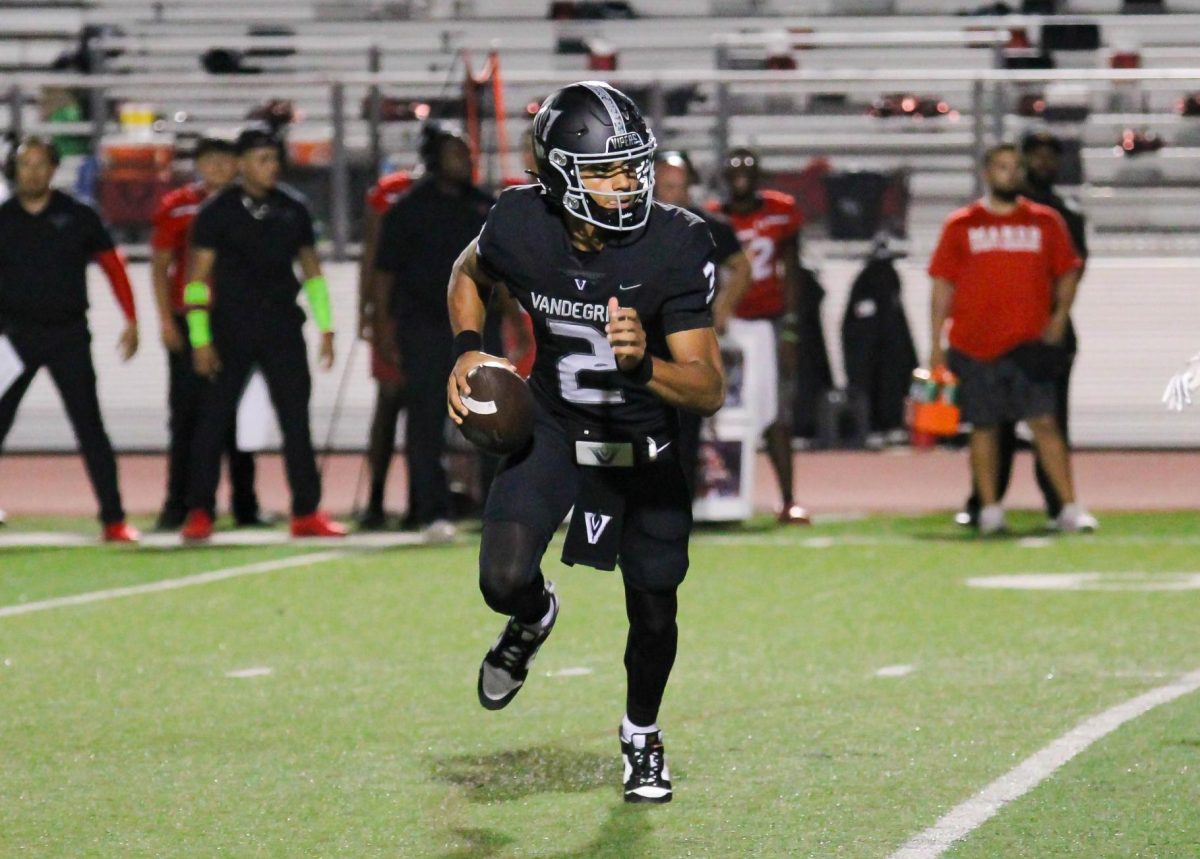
[1057,504,1098,533]
[978,504,1007,536]
[0,508,6,526]
[422,519,457,544]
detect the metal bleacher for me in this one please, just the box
[2,0,1200,254]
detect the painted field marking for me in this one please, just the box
[696,533,1200,548]
[876,664,916,678]
[226,667,273,679]
[547,667,594,678]
[968,572,1200,592]
[888,667,1200,859]
[0,531,426,550]
[0,551,347,619]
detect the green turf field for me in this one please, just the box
[1,512,1198,858]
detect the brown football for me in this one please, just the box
[458,362,535,455]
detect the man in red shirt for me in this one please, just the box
[929,143,1095,535]
[150,135,267,530]
[356,168,411,529]
[717,147,809,524]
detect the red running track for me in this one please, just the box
[0,449,1196,519]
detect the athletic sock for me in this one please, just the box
[621,714,660,747]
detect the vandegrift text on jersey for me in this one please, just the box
[529,291,612,322]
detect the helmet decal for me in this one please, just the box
[532,81,657,233]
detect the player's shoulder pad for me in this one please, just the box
[652,201,716,258]
[491,183,545,213]
[158,182,202,214]
[483,184,548,233]
[760,188,798,211]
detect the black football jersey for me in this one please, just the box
[476,185,715,435]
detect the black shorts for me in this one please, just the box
[483,401,693,592]
[948,343,1061,428]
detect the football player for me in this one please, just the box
[446,81,725,803]
[717,147,810,524]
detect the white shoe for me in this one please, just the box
[1057,504,1098,533]
[0,508,6,526]
[978,504,1007,536]
[422,519,457,544]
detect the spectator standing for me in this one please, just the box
[654,151,750,490]
[356,168,412,529]
[0,137,140,542]
[957,130,1090,528]
[150,135,269,530]
[371,128,495,540]
[715,147,809,523]
[179,126,345,541]
[929,144,1096,535]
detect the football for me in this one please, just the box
[458,361,535,455]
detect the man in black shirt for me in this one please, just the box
[179,126,346,541]
[369,128,495,538]
[959,130,1088,528]
[0,136,140,542]
[446,82,724,804]
[653,150,751,491]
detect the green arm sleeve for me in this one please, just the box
[303,275,334,333]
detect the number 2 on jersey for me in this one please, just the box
[547,320,626,405]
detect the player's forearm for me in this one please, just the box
[447,241,493,337]
[94,249,137,323]
[358,212,380,311]
[646,358,725,417]
[714,252,751,321]
[449,272,487,336]
[930,278,954,359]
[150,252,175,319]
[1051,269,1081,321]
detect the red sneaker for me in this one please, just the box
[102,521,141,543]
[290,511,347,538]
[181,509,214,542]
[777,504,812,525]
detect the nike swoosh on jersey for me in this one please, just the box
[618,283,643,290]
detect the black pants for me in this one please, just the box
[186,316,320,517]
[400,326,453,525]
[965,349,1075,518]
[0,319,124,524]
[479,402,690,726]
[164,321,259,520]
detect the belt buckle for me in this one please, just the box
[574,440,634,467]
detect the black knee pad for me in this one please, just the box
[479,520,545,615]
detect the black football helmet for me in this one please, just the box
[531,81,657,232]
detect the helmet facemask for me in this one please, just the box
[546,136,657,232]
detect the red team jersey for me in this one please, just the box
[715,190,803,320]
[150,182,208,313]
[366,171,413,216]
[928,198,1081,361]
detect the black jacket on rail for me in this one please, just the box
[793,265,834,438]
[840,257,918,433]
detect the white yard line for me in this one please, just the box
[876,664,916,678]
[887,667,1200,859]
[0,531,428,549]
[0,551,347,619]
[696,534,1200,548]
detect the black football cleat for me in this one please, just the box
[476,582,558,711]
[621,728,673,804]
